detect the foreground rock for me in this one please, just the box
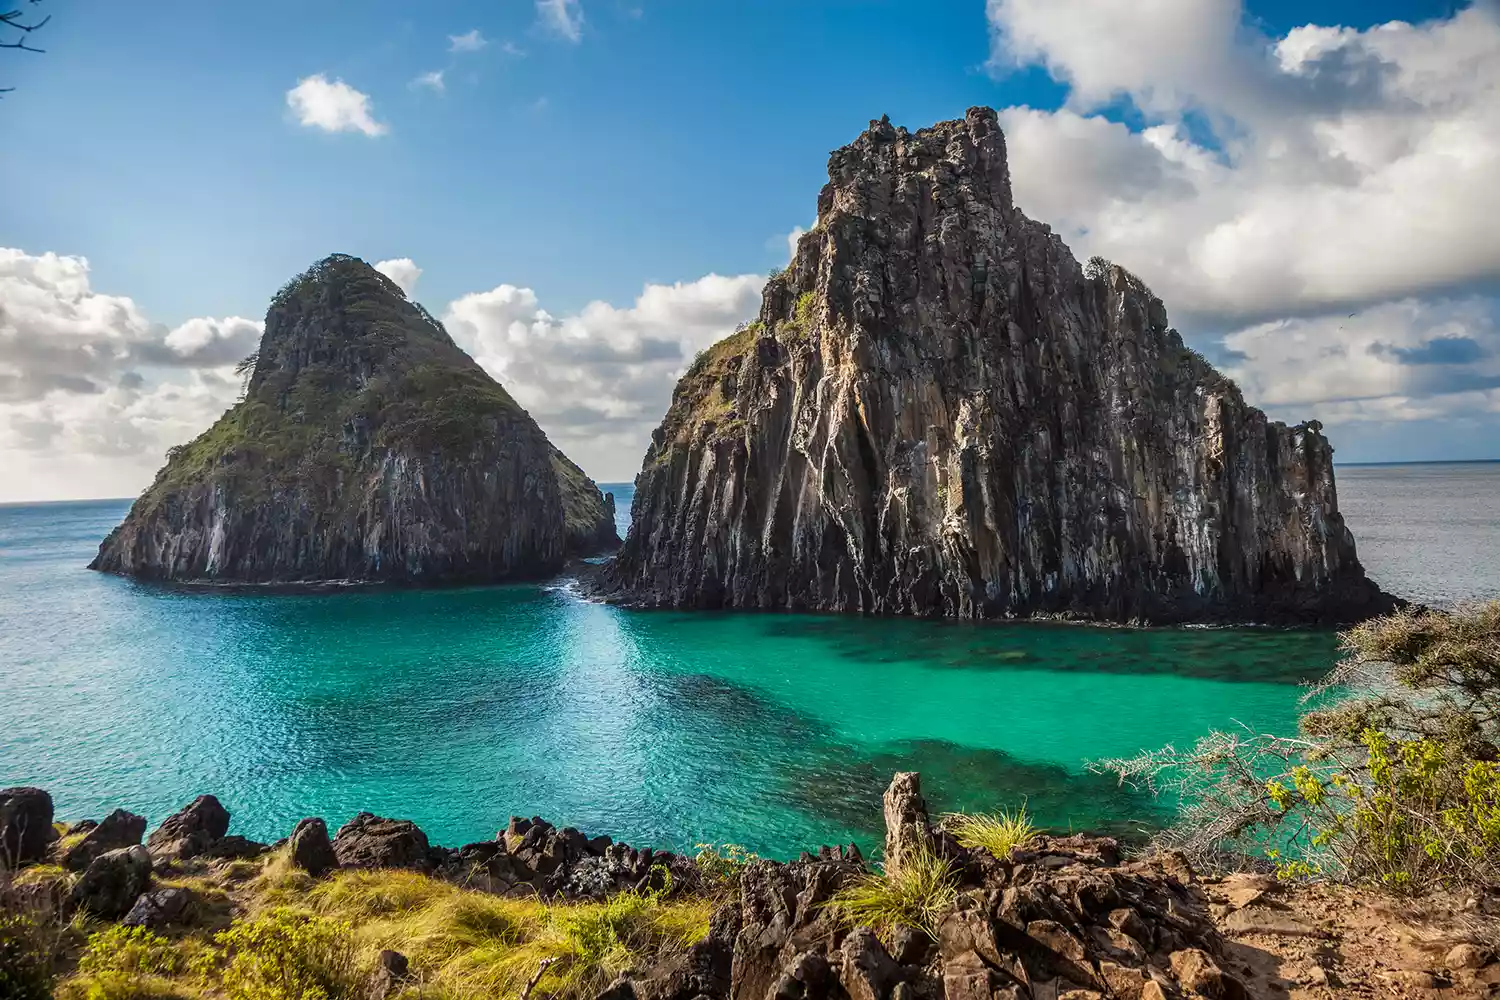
[148,795,231,860]
[90,253,617,584]
[613,773,1244,1000]
[0,786,55,868]
[62,808,147,871]
[69,845,152,920]
[604,108,1393,625]
[289,817,340,877]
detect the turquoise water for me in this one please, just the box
[3,465,1495,859]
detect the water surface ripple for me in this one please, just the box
[2,464,1495,858]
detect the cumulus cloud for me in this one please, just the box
[443,273,763,477]
[411,70,445,93]
[286,74,388,137]
[0,249,260,403]
[987,0,1500,326]
[0,249,257,501]
[374,258,422,297]
[537,0,584,42]
[448,29,488,53]
[1222,297,1500,414]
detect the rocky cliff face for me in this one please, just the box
[605,108,1391,624]
[91,254,616,584]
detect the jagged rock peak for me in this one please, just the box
[603,107,1394,624]
[90,253,617,584]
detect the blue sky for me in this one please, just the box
[1,0,1497,499]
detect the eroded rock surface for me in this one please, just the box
[90,254,616,584]
[605,108,1392,624]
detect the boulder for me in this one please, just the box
[122,886,193,929]
[62,808,147,871]
[289,817,340,877]
[0,786,55,868]
[204,835,268,860]
[70,845,152,920]
[147,795,230,859]
[332,813,431,870]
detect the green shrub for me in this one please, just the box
[202,907,359,1000]
[943,808,1037,860]
[692,843,759,890]
[1096,601,1500,891]
[78,925,183,979]
[827,845,958,939]
[0,909,56,1000]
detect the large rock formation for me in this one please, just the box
[90,254,617,583]
[605,108,1391,624]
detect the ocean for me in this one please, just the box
[1,463,1495,858]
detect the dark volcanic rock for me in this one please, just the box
[148,795,230,860]
[70,845,152,920]
[90,253,617,584]
[604,108,1393,625]
[62,808,147,871]
[611,772,1243,1000]
[289,817,340,877]
[333,813,432,871]
[122,886,193,929]
[0,786,55,868]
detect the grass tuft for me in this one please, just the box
[943,808,1038,860]
[827,845,958,940]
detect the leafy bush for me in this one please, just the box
[692,843,760,890]
[0,909,56,1000]
[827,845,958,939]
[1096,601,1500,891]
[78,925,183,978]
[943,808,1037,860]
[202,907,359,1000]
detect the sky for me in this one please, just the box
[1,0,1497,502]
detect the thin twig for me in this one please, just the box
[520,957,558,1000]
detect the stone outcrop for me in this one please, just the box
[147,795,230,860]
[605,773,1244,1000]
[0,786,55,868]
[332,813,434,871]
[604,108,1393,624]
[289,817,340,877]
[122,886,194,930]
[62,807,147,871]
[69,845,152,920]
[90,254,617,584]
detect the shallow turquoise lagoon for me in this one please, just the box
[0,495,1349,859]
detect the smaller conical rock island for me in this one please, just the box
[605,107,1393,624]
[91,254,616,584]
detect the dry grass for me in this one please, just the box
[50,850,716,1000]
[827,845,958,940]
[943,808,1037,860]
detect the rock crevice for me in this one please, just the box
[604,108,1392,624]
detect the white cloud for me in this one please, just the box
[0,248,258,502]
[411,70,445,93]
[986,1,1500,326]
[536,0,584,43]
[1221,297,1500,415]
[443,272,763,479]
[374,258,422,297]
[285,74,388,137]
[448,29,488,53]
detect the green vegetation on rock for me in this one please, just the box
[91,253,617,583]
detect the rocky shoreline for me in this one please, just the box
[8,775,1498,999]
